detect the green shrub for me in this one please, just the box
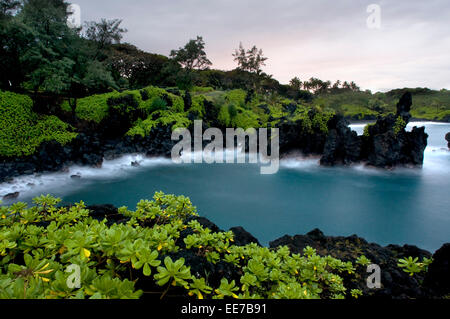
[149,97,168,112]
[107,93,140,115]
[139,86,184,114]
[217,105,231,126]
[226,89,246,108]
[393,116,406,135]
[228,103,238,118]
[231,109,260,129]
[363,123,375,137]
[127,111,191,137]
[75,91,120,123]
[397,257,433,277]
[0,192,361,300]
[192,86,214,94]
[311,111,332,134]
[0,91,77,157]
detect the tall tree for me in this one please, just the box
[170,36,212,71]
[289,77,302,91]
[233,43,267,75]
[169,36,211,90]
[84,19,127,54]
[108,43,170,89]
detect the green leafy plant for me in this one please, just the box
[154,257,191,289]
[398,256,433,276]
[0,192,363,300]
[356,255,371,267]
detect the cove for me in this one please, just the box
[1,122,449,252]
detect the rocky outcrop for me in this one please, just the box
[423,243,450,296]
[446,132,450,149]
[230,226,261,247]
[320,115,362,166]
[269,229,447,298]
[360,92,428,168]
[287,92,428,168]
[2,192,19,200]
[277,110,328,156]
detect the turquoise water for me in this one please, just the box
[2,122,449,251]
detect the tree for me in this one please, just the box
[169,36,211,90]
[108,43,170,88]
[0,11,34,89]
[303,77,330,94]
[349,81,360,92]
[17,0,75,93]
[170,36,212,71]
[289,77,302,91]
[84,19,127,59]
[233,43,267,75]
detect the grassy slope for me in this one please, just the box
[316,89,450,121]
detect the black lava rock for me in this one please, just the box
[320,115,362,166]
[269,229,443,299]
[2,192,20,200]
[361,93,428,168]
[423,243,450,296]
[229,226,261,246]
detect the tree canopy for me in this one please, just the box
[170,36,212,71]
[233,43,267,75]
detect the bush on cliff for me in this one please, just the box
[71,92,121,123]
[0,91,77,157]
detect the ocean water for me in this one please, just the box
[1,122,449,251]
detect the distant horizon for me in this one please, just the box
[73,0,450,92]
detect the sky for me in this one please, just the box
[72,0,450,92]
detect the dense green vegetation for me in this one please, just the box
[0,192,364,299]
[0,90,77,157]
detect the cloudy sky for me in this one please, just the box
[73,0,450,92]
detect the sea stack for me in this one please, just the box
[360,92,428,168]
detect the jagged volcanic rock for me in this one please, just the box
[320,115,362,166]
[361,92,428,168]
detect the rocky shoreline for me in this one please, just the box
[88,204,450,299]
[0,93,430,188]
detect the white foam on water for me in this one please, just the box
[280,157,320,170]
[1,122,449,201]
[349,124,368,136]
[408,121,450,127]
[0,154,173,201]
[179,148,248,164]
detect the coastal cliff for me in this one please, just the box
[0,92,430,185]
